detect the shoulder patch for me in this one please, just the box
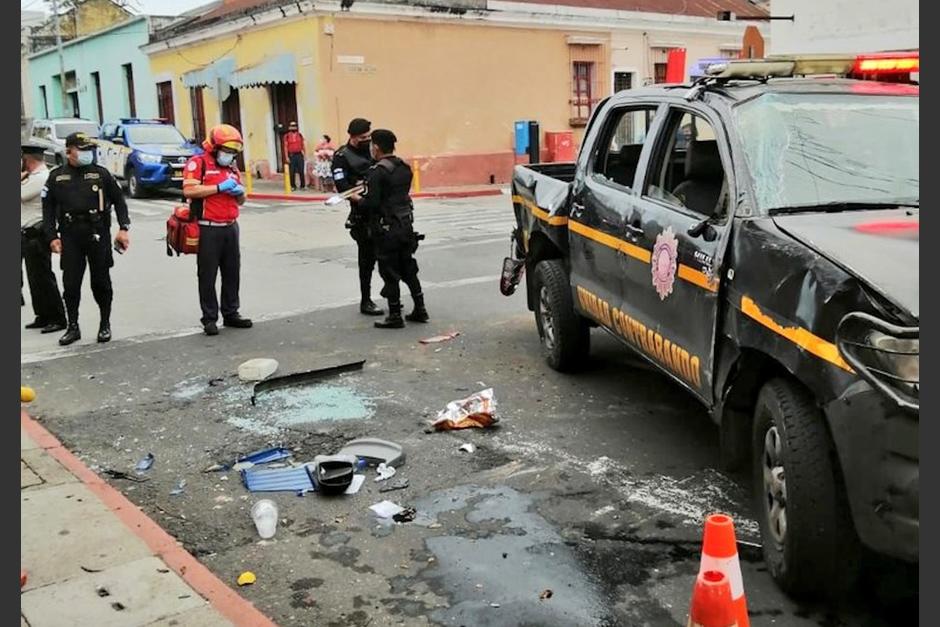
[187,161,198,171]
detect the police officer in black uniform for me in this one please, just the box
[332,117,383,316]
[354,129,429,329]
[43,132,130,346]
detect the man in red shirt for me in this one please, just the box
[283,121,306,190]
[183,124,253,336]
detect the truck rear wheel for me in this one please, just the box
[533,260,589,372]
[752,377,860,598]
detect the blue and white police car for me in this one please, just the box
[94,118,203,198]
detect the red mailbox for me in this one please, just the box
[545,131,576,162]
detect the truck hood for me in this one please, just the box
[134,144,198,157]
[773,209,919,319]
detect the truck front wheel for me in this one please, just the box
[533,260,589,372]
[126,168,145,199]
[752,377,860,598]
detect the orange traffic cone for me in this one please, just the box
[698,514,749,627]
[687,570,737,627]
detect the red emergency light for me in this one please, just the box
[853,52,919,74]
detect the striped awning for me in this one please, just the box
[181,57,236,89]
[229,54,296,88]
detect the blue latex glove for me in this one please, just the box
[227,184,246,197]
[217,178,238,194]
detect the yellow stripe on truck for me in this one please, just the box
[513,195,719,292]
[740,296,854,372]
[512,195,569,226]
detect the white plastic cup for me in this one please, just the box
[251,499,279,539]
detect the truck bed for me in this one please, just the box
[511,162,574,254]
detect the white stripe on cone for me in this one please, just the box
[699,553,745,600]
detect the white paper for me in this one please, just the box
[344,474,366,495]
[374,463,397,482]
[369,500,404,518]
[459,443,475,454]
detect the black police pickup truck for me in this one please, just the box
[506,56,918,597]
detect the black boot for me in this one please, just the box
[59,323,81,346]
[41,320,67,334]
[97,319,112,343]
[405,293,430,323]
[25,318,48,330]
[375,302,404,329]
[223,314,253,329]
[360,298,384,316]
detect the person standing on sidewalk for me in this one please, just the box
[314,135,336,192]
[283,121,306,191]
[332,117,383,317]
[22,143,67,334]
[353,129,429,329]
[182,124,253,336]
[42,133,130,346]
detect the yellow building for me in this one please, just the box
[142,0,765,187]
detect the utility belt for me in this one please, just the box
[379,210,414,231]
[21,218,44,240]
[63,211,107,227]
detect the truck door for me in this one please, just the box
[569,104,663,313]
[625,105,736,404]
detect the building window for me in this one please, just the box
[653,63,668,84]
[571,61,595,124]
[613,71,633,93]
[156,81,174,124]
[39,85,48,118]
[719,48,741,59]
[190,86,206,143]
[123,63,136,117]
[91,72,104,123]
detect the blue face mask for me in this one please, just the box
[216,151,235,167]
[76,150,94,167]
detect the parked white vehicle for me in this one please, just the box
[28,118,100,166]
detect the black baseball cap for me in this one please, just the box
[371,129,397,152]
[347,118,371,136]
[65,132,96,149]
[21,142,45,157]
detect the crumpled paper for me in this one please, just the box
[432,389,499,431]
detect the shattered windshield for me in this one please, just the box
[734,93,919,213]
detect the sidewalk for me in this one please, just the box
[20,411,275,627]
[246,178,506,202]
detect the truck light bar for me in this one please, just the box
[854,52,919,74]
[704,52,919,81]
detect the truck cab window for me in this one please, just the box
[592,106,657,190]
[645,111,728,219]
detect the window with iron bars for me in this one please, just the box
[571,61,596,126]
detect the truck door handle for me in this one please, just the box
[624,224,644,238]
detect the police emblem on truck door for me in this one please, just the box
[651,226,679,300]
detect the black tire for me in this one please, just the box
[126,168,145,198]
[752,377,861,598]
[532,259,589,372]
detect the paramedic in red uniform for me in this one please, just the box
[182,124,253,336]
[283,121,306,190]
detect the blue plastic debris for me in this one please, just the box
[135,453,155,472]
[242,465,315,494]
[237,447,292,466]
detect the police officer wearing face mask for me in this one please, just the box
[332,118,383,317]
[353,129,429,329]
[42,132,130,346]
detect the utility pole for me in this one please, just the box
[51,0,68,116]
